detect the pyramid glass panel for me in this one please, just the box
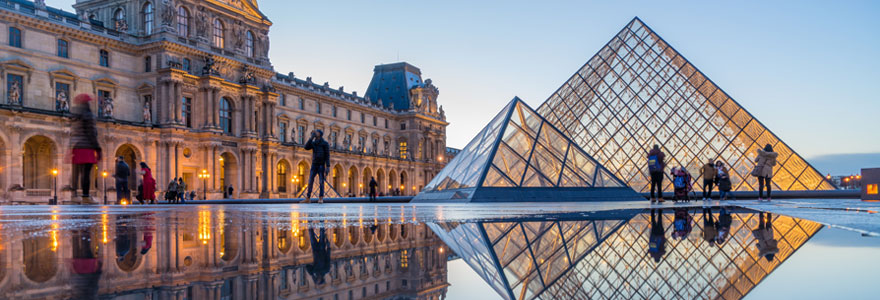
[295,180,341,198]
[415,98,640,202]
[537,17,834,192]
[430,209,823,300]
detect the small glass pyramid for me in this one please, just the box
[414,98,640,202]
[295,180,341,199]
[537,17,834,193]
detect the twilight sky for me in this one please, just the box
[48,0,880,160]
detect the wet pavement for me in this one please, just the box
[0,199,876,299]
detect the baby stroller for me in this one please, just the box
[671,167,694,202]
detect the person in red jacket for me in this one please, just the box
[139,162,157,204]
[70,94,101,204]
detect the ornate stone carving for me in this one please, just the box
[101,96,114,118]
[143,99,152,123]
[7,80,21,105]
[161,0,175,26]
[195,6,208,37]
[55,89,69,112]
[232,20,245,50]
[202,55,218,76]
[115,19,129,31]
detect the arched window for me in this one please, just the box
[277,161,288,193]
[219,98,232,133]
[245,31,254,57]
[213,19,224,48]
[177,7,189,37]
[8,27,21,48]
[143,2,153,35]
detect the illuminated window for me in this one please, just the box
[868,184,878,195]
[181,97,192,127]
[399,250,408,268]
[219,98,232,133]
[213,19,224,48]
[399,142,408,159]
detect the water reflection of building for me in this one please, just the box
[430,209,822,300]
[0,210,449,299]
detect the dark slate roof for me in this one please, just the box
[365,62,425,111]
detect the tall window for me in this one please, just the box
[55,82,70,111]
[279,122,287,143]
[297,125,305,144]
[98,90,111,118]
[182,97,192,128]
[385,119,388,128]
[182,58,191,72]
[399,142,408,159]
[177,7,189,36]
[57,39,68,58]
[332,105,337,117]
[8,27,21,48]
[99,50,109,67]
[360,113,365,123]
[114,9,125,30]
[245,31,254,57]
[298,98,304,110]
[316,102,321,114]
[373,116,377,126]
[213,19,225,48]
[330,131,338,148]
[143,2,153,35]
[144,56,152,72]
[277,162,287,193]
[219,98,232,133]
[346,109,351,121]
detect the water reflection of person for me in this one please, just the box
[715,207,733,245]
[672,208,693,240]
[71,222,102,299]
[752,212,779,261]
[647,209,666,262]
[702,207,717,246]
[306,226,332,284]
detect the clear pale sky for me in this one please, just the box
[47,0,880,159]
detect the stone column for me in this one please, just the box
[174,142,180,178]
[212,88,220,127]
[173,81,181,123]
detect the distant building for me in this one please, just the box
[0,0,447,203]
[862,168,879,201]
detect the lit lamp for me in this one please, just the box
[50,168,59,205]
[101,171,109,205]
[198,169,210,200]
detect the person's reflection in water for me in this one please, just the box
[116,215,133,260]
[647,209,666,262]
[672,208,693,240]
[71,222,102,300]
[702,207,717,246]
[306,225,332,284]
[715,207,733,245]
[752,212,779,261]
[140,212,155,255]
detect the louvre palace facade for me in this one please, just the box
[0,0,448,203]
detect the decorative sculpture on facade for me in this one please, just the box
[55,90,69,112]
[143,99,152,123]
[115,19,129,31]
[161,0,174,26]
[195,6,208,37]
[7,80,21,105]
[232,20,245,49]
[101,96,114,118]
[202,55,218,76]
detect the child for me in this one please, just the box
[715,161,732,200]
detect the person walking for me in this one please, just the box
[715,161,733,200]
[701,159,717,200]
[647,145,666,203]
[114,156,131,204]
[139,162,156,204]
[751,144,778,201]
[647,209,666,262]
[752,212,779,261]
[70,94,102,204]
[369,177,378,202]
[176,177,187,204]
[302,130,330,204]
[166,178,179,204]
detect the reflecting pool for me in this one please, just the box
[0,201,876,299]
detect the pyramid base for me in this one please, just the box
[412,187,644,203]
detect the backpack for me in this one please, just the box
[648,154,662,172]
[673,175,687,188]
[674,219,686,232]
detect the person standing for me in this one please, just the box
[227,185,234,199]
[752,212,779,261]
[702,207,717,245]
[166,178,179,203]
[369,177,378,202]
[647,209,666,262]
[751,144,778,201]
[70,94,102,204]
[715,161,732,200]
[306,226,331,284]
[302,130,330,204]
[139,162,157,204]
[176,177,187,204]
[701,159,717,200]
[114,156,130,204]
[647,145,666,203]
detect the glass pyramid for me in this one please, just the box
[295,180,341,198]
[536,17,834,193]
[414,98,640,202]
[429,209,823,300]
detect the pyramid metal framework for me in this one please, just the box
[429,210,823,300]
[415,98,640,202]
[295,180,341,199]
[537,17,834,193]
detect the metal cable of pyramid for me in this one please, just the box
[295,180,342,198]
[413,97,642,202]
[428,209,823,300]
[536,17,835,193]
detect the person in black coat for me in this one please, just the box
[306,227,331,284]
[369,177,378,202]
[303,130,330,203]
[114,156,131,204]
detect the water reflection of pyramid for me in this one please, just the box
[414,98,641,202]
[429,210,822,300]
[295,180,341,198]
[537,17,834,193]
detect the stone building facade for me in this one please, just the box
[0,209,449,299]
[0,0,448,203]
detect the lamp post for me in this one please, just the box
[198,169,210,200]
[51,168,58,205]
[101,171,108,205]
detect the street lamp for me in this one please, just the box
[101,171,108,205]
[50,168,58,205]
[198,169,210,200]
